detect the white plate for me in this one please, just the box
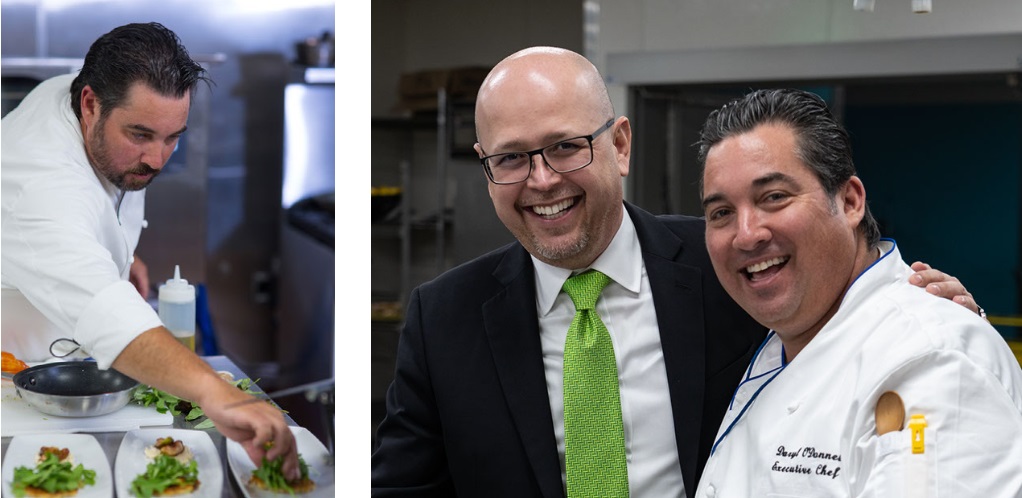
[2,433,113,497]
[114,428,223,497]
[227,426,334,497]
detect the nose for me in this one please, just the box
[141,142,171,170]
[524,153,560,190]
[732,208,770,251]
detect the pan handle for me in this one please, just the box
[49,338,82,358]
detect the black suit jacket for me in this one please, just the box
[372,203,766,497]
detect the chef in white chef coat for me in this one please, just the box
[1,22,302,482]
[694,88,1022,497]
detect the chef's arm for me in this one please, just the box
[908,261,984,317]
[111,326,302,481]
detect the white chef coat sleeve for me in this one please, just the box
[3,175,162,369]
[76,280,164,369]
[853,331,1022,497]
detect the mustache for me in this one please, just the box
[126,164,160,177]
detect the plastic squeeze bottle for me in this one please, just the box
[158,265,196,351]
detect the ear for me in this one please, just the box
[473,143,484,159]
[839,176,867,227]
[611,116,631,178]
[79,85,100,125]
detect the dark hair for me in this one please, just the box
[696,88,880,249]
[70,22,210,120]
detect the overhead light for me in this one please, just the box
[912,0,932,13]
[853,0,875,11]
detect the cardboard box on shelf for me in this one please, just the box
[397,66,490,112]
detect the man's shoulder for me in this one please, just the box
[625,202,707,240]
[654,213,708,233]
[855,280,1015,375]
[418,241,528,295]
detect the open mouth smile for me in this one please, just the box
[529,197,576,218]
[742,256,790,281]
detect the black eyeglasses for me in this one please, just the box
[479,119,615,185]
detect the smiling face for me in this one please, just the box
[701,122,869,357]
[80,82,190,191]
[474,48,631,270]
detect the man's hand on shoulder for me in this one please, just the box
[909,261,985,318]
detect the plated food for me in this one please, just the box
[114,429,222,498]
[11,446,96,497]
[249,454,315,494]
[227,426,334,497]
[2,434,112,498]
[130,436,200,497]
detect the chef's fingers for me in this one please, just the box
[264,421,300,481]
[241,403,299,481]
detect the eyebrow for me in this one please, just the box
[491,132,576,153]
[127,124,188,136]
[701,171,799,209]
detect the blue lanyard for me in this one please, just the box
[710,331,788,456]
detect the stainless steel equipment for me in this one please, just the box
[273,66,335,449]
[12,361,139,417]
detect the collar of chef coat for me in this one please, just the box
[712,239,899,455]
[750,239,898,376]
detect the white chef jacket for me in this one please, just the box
[1,73,163,368]
[696,239,1022,498]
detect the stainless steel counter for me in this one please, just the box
[1,355,295,497]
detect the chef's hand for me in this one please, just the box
[129,255,150,300]
[909,261,984,317]
[200,381,301,481]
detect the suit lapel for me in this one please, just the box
[483,244,564,498]
[627,204,708,495]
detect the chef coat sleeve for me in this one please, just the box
[2,176,163,369]
[76,281,164,369]
[853,324,1022,497]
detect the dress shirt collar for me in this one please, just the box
[532,206,643,316]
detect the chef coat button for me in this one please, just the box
[142,219,149,228]
[787,401,800,414]
[705,484,716,497]
[130,256,135,264]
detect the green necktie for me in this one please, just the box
[562,269,629,497]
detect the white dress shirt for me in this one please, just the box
[1,73,163,368]
[534,208,687,498]
[696,240,1022,497]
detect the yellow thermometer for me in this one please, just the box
[909,414,928,454]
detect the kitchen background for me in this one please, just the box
[372,0,1022,442]
[1,0,337,450]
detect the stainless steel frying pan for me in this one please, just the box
[11,361,139,417]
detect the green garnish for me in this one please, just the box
[131,378,260,429]
[11,453,96,497]
[251,454,310,494]
[130,454,199,498]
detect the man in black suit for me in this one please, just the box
[371,47,980,498]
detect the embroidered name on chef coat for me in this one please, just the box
[771,445,843,480]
